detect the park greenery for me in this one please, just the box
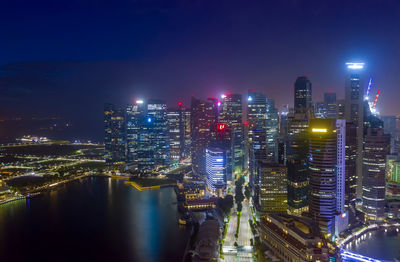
[235,176,245,212]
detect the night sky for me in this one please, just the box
[1,0,400,140]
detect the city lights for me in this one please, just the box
[346,62,365,70]
[312,128,327,133]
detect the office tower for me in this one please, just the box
[381,115,398,154]
[266,98,279,163]
[294,76,313,117]
[146,100,170,167]
[314,102,327,119]
[212,122,233,181]
[386,154,400,200]
[183,109,191,158]
[309,119,346,234]
[345,123,357,210]
[104,103,125,165]
[362,116,390,222]
[167,102,187,162]
[279,105,289,137]
[324,92,338,119]
[191,96,217,176]
[258,161,287,213]
[219,93,244,176]
[125,100,146,167]
[345,62,365,199]
[205,147,227,197]
[337,99,345,119]
[247,90,268,187]
[286,77,313,215]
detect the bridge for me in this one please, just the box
[341,250,391,262]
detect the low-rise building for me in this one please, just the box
[193,219,221,262]
[259,213,329,262]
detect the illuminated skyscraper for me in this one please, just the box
[266,99,279,163]
[258,161,287,214]
[219,93,244,176]
[191,96,217,176]
[345,62,365,198]
[126,100,146,167]
[206,147,227,197]
[309,119,346,234]
[386,154,400,200]
[104,103,125,166]
[362,116,390,222]
[324,92,338,119]
[247,90,267,188]
[294,76,313,117]
[314,102,327,119]
[345,122,357,210]
[167,102,189,162]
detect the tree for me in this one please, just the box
[244,185,251,200]
[218,194,234,214]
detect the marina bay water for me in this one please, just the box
[347,227,400,261]
[0,177,191,262]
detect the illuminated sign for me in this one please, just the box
[217,124,226,131]
[346,62,365,70]
[312,128,327,133]
[136,100,144,104]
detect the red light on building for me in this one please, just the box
[217,124,226,131]
[177,101,183,107]
[244,121,249,126]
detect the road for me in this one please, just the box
[223,174,253,262]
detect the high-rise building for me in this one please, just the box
[247,90,268,187]
[294,76,313,117]
[345,123,357,210]
[345,62,365,199]
[381,115,398,154]
[309,119,346,234]
[362,117,390,222]
[266,99,279,163]
[167,102,189,162]
[147,100,170,168]
[314,102,327,119]
[337,99,345,119]
[219,93,244,176]
[125,100,146,167]
[324,92,338,119]
[104,103,125,166]
[206,147,227,197]
[258,161,287,214]
[386,154,400,200]
[286,77,313,215]
[191,96,217,176]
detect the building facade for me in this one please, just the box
[104,103,125,166]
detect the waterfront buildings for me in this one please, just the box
[345,123,358,210]
[258,161,287,213]
[308,118,346,234]
[125,101,146,167]
[192,219,221,262]
[362,117,390,222]
[345,62,365,199]
[104,103,125,165]
[205,147,227,197]
[259,214,329,262]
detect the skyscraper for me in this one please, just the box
[258,161,287,214]
[294,76,313,117]
[314,102,327,119]
[345,123,357,210]
[219,93,244,176]
[266,98,279,163]
[345,62,365,199]
[309,119,346,234]
[191,96,217,176]
[324,92,338,119]
[167,102,187,162]
[104,103,125,166]
[362,117,390,222]
[125,100,146,167]
[206,147,227,197]
[247,90,268,187]
[386,154,400,200]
